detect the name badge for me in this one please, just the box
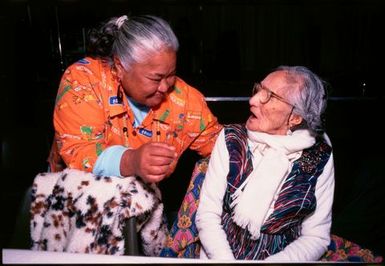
[138,128,152,138]
[109,96,122,105]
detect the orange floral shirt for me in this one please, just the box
[49,57,222,173]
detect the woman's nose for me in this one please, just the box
[157,78,171,93]
[249,94,258,106]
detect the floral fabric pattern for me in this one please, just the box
[160,158,209,258]
[320,235,383,263]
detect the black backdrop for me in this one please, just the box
[2,0,385,257]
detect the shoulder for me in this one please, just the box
[299,133,333,174]
[63,57,109,81]
[173,77,206,100]
[224,124,247,136]
[315,133,333,155]
[66,57,98,71]
[223,124,248,150]
[57,57,113,101]
[165,77,209,112]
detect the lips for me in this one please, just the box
[148,91,165,101]
[249,109,258,119]
[246,114,257,125]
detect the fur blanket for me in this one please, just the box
[30,168,167,256]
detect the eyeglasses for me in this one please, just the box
[252,83,295,108]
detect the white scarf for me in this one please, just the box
[230,129,316,239]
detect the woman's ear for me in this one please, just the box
[290,113,303,128]
[113,56,124,79]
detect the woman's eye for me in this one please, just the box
[167,75,176,81]
[148,78,162,82]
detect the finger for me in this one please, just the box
[149,146,177,159]
[149,142,176,151]
[148,156,174,166]
[147,164,170,175]
[143,174,166,183]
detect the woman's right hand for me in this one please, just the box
[120,142,177,183]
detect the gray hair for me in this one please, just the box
[276,65,328,133]
[87,15,179,69]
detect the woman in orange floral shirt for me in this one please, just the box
[49,14,222,183]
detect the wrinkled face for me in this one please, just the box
[246,70,302,135]
[116,48,177,108]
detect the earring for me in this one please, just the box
[117,84,123,103]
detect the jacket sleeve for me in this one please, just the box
[53,63,108,172]
[196,129,235,260]
[265,152,335,262]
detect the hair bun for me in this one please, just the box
[115,15,128,29]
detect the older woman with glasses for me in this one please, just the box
[196,66,335,261]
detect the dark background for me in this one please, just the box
[2,0,384,258]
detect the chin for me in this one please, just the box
[246,126,258,132]
[247,118,263,132]
[147,97,165,108]
[245,119,255,131]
